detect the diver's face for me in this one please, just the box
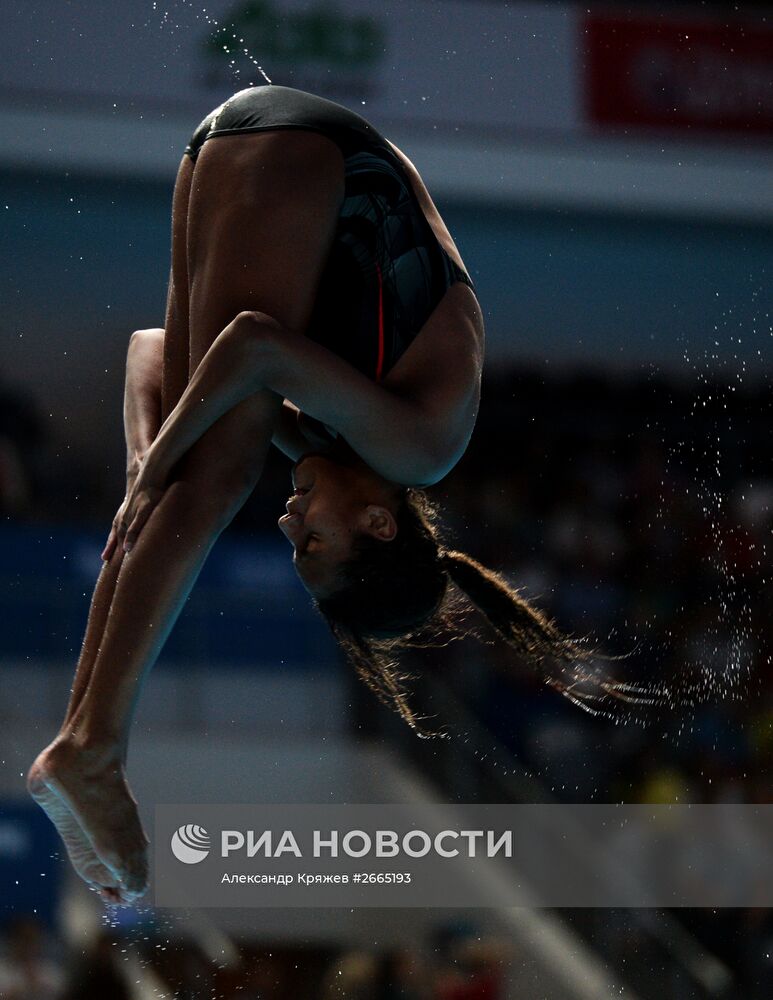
[277,452,399,597]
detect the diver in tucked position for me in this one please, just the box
[27,85,643,905]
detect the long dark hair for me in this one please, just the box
[315,488,653,736]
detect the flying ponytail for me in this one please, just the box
[316,489,651,736]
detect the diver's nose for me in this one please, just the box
[285,493,309,514]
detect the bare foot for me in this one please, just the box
[27,738,149,904]
[27,755,125,904]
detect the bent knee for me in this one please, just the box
[172,389,282,499]
[130,327,165,342]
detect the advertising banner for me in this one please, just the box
[0,0,579,138]
[585,11,773,137]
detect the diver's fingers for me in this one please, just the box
[122,488,163,553]
[101,525,118,562]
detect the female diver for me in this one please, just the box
[27,85,638,905]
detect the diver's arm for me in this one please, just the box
[141,312,262,482]
[142,308,477,488]
[248,315,480,487]
[270,399,308,462]
[143,312,318,481]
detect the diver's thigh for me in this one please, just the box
[186,129,345,377]
[161,154,194,422]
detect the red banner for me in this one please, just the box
[584,12,773,136]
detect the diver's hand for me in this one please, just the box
[100,457,142,562]
[101,327,165,560]
[101,451,168,558]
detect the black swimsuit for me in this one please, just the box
[184,84,476,383]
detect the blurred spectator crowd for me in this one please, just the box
[423,367,773,809]
[5,363,772,808]
[0,913,506,1000]
[3,365,773,997]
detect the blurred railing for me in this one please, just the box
[364,669,735,1000]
